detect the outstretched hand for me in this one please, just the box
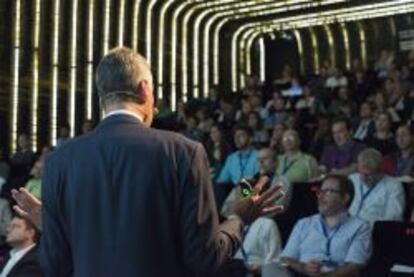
[12,188,42,229]
[232,176,284,225]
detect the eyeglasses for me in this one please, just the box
[317,188,342,196]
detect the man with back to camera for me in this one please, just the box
[12,47,282,277]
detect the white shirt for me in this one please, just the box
[234,217,282,266]
[0,244,36,277]
[348,173,405,224]
[104,110,143,122]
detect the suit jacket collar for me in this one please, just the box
[96,113,146,131]
[7,246,37,276]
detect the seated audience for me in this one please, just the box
[320,118,365,175]
[353,101,376,141]
[383,124,414,179]
[349,148,405,224]
[0,216,43,276]
[267,174,371,277]
[364,111,398,155]
[216,126,259,186]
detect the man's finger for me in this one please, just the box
[261,205,284,216]
[253,176,269,195]
[13,205,29,218]
[254,185,281,205]
[260,189,284,208]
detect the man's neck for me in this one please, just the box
[401,148,413,159]
[323,211,346,229]
[12,242,35,253]
[239,147,252,154]
[285,150,299,158]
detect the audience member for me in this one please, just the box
[0,216,43,277]
[320,118,365,175]
[349,148,405,224]
[267,174,371,277]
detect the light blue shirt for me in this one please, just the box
[348,173,405,224]
[216,149,259,185]
[281,213,372,267]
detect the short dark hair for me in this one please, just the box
[332,117,352,131]
[322,174,355,207]
[234,125,253,138]
[14,215,41,243]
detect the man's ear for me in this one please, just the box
[136,80,152,104]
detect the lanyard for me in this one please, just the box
[356,183,377,215]
[320,218,344,260]
[240,226,251,261]
[239,150,253,178]
[396,153,413,176]
[281,156,298,175]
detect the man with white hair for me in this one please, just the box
[348,148,405,224]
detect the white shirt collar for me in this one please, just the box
[104,109,143,122]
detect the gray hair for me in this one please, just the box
[357,148,383,170]
[95,47,153,107]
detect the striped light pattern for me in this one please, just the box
[11,0,22,153]
[69,0,79,137]
[51,0,61,146]
[86,0,95,120]
[31,0,42,152]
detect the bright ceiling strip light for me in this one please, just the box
[340,22,351,70]
[131,0,141,52]
[170,1,198,110]
[156,0,174,100]
[51,0,60,146]
[11,0,21,153]
[310,27,320,74]
[103,0,111,55]
[324,25,336,68]
[357,21,367,69]
[145,0,157,65]
[241,1,414,77]
[86,0,95,120]
[69,0,79,138]
[229,0,347,92]
[389,16,397,41]
[259,36,266,83]
[240,29,257,89]
[203,0,339,94]
[118,0,125,46]
[293,30,305,75]
[31,0,41,152]
[181,0,239,100]
[246,31,261,75]
[213,18,229,85]
[243,0,413,31]
[196,0,277,97]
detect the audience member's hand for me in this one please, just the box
[232,176,284,225]
[302,260,322,276]
[12,188,42,229]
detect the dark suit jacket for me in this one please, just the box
[1,246,43,277]
[40,114,243,277]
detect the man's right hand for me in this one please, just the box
[232,176,284,225]
[12,188,42,229]
[302,260,322,276]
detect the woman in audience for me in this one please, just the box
[364,111,398,155]
[269,122,286,155]
[275,129,320,184]
[247,111,269,147]
[204,124,232,180]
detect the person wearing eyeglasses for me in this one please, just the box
[264,174,372,277]
[348,148,405,224]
